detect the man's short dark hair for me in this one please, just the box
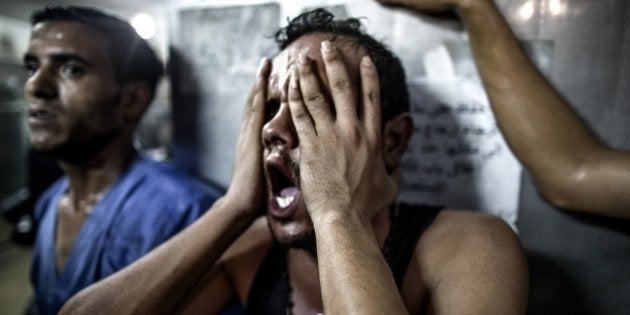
[274,8,409,122]
[31,5,163,101]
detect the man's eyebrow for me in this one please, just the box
[23,52,93,66]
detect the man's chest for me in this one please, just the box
[54,196,90,272]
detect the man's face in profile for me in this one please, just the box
[262,32,365,249]
[24,21,124,157]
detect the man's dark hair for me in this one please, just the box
[274,8,409,122]
[31,5,163,101]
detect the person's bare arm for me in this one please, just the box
[287,41,406,314]
[61,199,253,314]
[377,0,630,219]
[59,58,271,315]
[422,210,528,315]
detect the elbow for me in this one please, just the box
[532,167,597,214]
[526,148,630,218]
[530,167,589,212]
[529,149,604,212]
[537,185,577,210]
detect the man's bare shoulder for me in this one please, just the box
[410,209,528,314]
[418,209,523,270]
[424,209,518,247]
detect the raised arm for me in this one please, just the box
[59,58,271,315]
[287,41,407,314]
[378,0,630,219]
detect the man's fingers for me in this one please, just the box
[296,52,334,131]
[320,40,358,124]
[288,65,317,139]
[253,58,271,114]
[241,58,270,136]
[359,55,382,144]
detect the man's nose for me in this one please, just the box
[24,67,57,101]
[262,103,298,151]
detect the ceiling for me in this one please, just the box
[19,0,245,14]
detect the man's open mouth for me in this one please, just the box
[267,162,300,219]
[276,187,297,208]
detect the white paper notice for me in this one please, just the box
[398,44,522,228]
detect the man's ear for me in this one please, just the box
[382,113,413,172]
[119,81,153,123]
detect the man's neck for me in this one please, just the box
[60,143,136,213]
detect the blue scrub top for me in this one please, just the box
[31,155,222,314]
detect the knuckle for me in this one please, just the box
[366,90,380,104]
[292,108,310,121]
[323,48,341,62]
[348,126,362,145]
[304,91,327,105]
[298,63,314,76]
[331,78,352,93]
[288,90,301,102]
[251,101,265,117]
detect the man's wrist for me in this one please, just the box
[456,0,495,16]
[215,194,261,222]
[310,206,371,232]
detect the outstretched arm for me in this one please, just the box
[60,58,271,315]
[288,41,406,314]
[378,0,630,219]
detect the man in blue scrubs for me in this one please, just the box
[23,6,221,314]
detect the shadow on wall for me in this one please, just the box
[168,46,203,178]
[567,211,630,237]
[520,177,630,315]
[526,250,590,315]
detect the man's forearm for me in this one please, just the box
[313,210,408,314]
[459,0,601,170]
[60,197,257,315]
[456,0,630,216]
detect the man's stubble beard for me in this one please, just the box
[267,219,317,254]
[265,153,317,253]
